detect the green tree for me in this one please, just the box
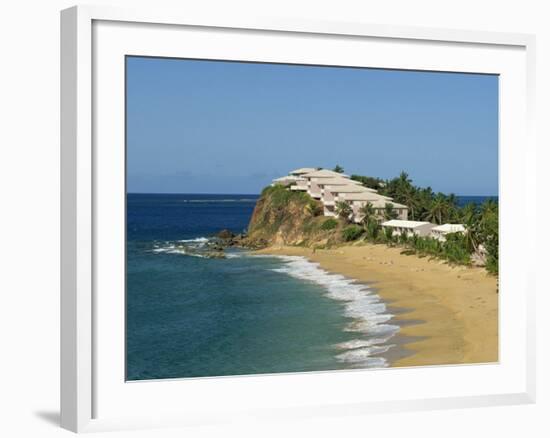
[383,226,395,244]
[425,193,448,224]
[366,220,381,241]
[359,201,376,228]
[383,203,399,221]
[350,174,384,189]
[461,203,481,254]
[333,164,345,174]
[478,200,499,274]
[335,201,353,223]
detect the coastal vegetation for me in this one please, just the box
[245,172,498,275]
[335,200,353,222]
[319,218,339,230]
[246,185,344,248]
[350,168,498,274]
[342,224,364,241]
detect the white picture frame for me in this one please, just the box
[60,4,536,433]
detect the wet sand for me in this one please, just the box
[256,243,498,367]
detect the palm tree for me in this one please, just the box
[366,220,381,240]
[461,203,481,254]
[404,189,420,220]
[305,200,323,217]
[443,193,459,223]
[425,194,448,224]
[383,226,395,244]
[479,199,498,230]
[359,201,376,228]
[333,164,345,174]
[447,193,458,208]
[398,171,412,187]
[335,201,353,222]
[383,202,399,221]
[478,200,498,263]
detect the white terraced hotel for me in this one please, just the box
[271,167,409,223]
[300,169,351,199]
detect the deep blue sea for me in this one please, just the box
[456,195,498,208]
[126,193,400,380]
[126,193,496,380]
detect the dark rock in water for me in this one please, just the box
[212,230,249,249]
[217,229,235,239]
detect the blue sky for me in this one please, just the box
[127,57,498,195]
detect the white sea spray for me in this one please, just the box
[266,255,398,368]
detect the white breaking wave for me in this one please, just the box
[267,255,398,368]
[225,252,245,259]
[151,237,211,258]
[177,237,209,244]
[335,338,389,350]
[335,344,393,364]
[151,245,208,258]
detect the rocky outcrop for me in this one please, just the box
[241,185,345,249]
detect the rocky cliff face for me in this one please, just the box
[244,185,344,248]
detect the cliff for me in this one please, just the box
[244,185,345,248]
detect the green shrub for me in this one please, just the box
[442,233,471,265]
[411,236,442,256]
[320,218,339,231]
[306,200,324,217]
[383,226,395,244]
[485,252,498,275]
[260,184,310,209]
[365,221,381,240]
[342,224,364,241]
[398,231,409,245]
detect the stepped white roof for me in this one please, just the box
[431,224,466,233]
[344,194,399,205]
[302,169,350,178]
[326,185,370,193]
[359,199,408,209]
[316,178,362,186]
[338,191,391,200]
[381,220,433,229]
[272,175,305,182]
[289,167,318,175]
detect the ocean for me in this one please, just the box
[126,193,397,380]
[126,193,496,380]
[456,195,498,208]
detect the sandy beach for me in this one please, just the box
[256,243,498,368]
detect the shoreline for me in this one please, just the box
[255,243,498,368]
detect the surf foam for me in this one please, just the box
[268,255,398,368]
[152,238,210,258]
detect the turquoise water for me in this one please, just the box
[126,194,397,380]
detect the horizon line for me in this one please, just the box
[126,191,499,197]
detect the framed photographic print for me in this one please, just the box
[61,5,536,433]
